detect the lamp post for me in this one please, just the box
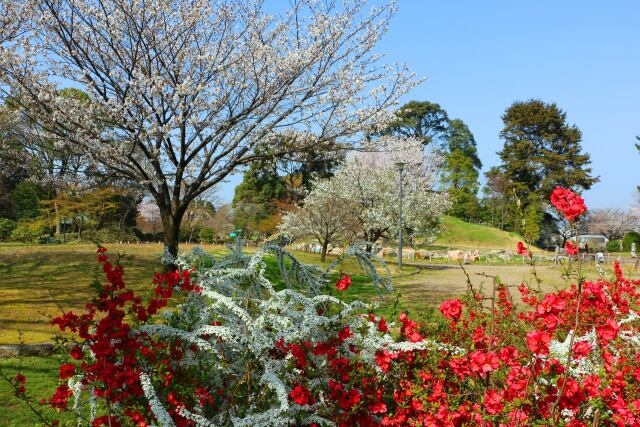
[395,162,406,270]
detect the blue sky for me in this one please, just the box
[218,1,640,208]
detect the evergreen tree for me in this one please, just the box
[384,100,449,146]
[498,99,598,201]
[490,99,598,239]
[232,162,287,238]
[442,119,482,220]
[522,194,542,243]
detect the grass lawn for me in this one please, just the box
[0,242,227,345]
[0,356,76,426]
[433,216,527,250]
[1,242,638,425]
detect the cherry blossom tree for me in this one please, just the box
[278,181,356,262]
[331,137,450,246]
[280,137,450,254]
[0,0,418,263]
[584,208,639,240]
[0,0,29,45]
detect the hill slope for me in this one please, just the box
[432,216,525,250]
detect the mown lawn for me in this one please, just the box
[0,242,218,345]
[433,215,527,250]
[0,356,77,426]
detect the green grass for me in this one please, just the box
[433,216,527,250]
[0,356,76,426]
[0,242,225,344]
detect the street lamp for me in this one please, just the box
[395,162,406,270]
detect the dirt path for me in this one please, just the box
[389,262,640,315]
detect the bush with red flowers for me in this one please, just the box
[4,191,640,426]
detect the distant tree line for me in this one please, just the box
[233,98,640,250]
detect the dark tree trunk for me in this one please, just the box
[320,240,328,263]
[161,212,183,272]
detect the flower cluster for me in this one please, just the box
[551,186,587,221]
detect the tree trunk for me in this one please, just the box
[54,202,61,236]
[162,213,182,272]
[320,240,328,263]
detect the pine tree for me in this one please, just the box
[442,119,482,221]
[498,99,598,201]
[384,100,449,146]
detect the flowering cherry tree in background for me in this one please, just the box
[281,136,450,249]
[0,0,28,45]
[584,208,639,241]
[278,180,357,262]
[0,0,419,263]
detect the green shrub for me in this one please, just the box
[0,218,16,241]
[82,227,139,243]
[10,219,48,242]
[622,231,640,252]
[199,227,215,243]
[606,239,622,253]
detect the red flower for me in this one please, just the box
[68,346,83,361]
[484,389,504,415]
[337,388,361,410]
[93,416,122,426]
[59,364,76,379]
[14,373,26,394]
[516,241,529,257]
[290,385,312,405]
[335,274,352,292]
[572,341,592,359]
[526,330,551,355]
[369,401,387,414]
[596,319,620,343]
[439,299,463,321]
[49,384,73,410]
[337,326,353,342]
[565,241,579,255]
[469,351,499,374]
[550,186,587,221]
[377,318,388,333]
[375,350,393,372]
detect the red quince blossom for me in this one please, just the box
[13,373,26,395]
[337,388,361,410]
[469,351,500,375]
[48,384,73,411]
[572,341,592,359]
[526,330,551,355]
[376,350,393,372]
[290,385,312,405]
[59,364,76,380]
[550,186,587,221]
[377,317,388,333]
[596,319,620,343]
[69,346,83,360]
[565,241,579,255]
[439,299,463,320]
[335,274,352,291]
[484,390,504,415]
[516,241,529,257]
[399,312,424,342]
